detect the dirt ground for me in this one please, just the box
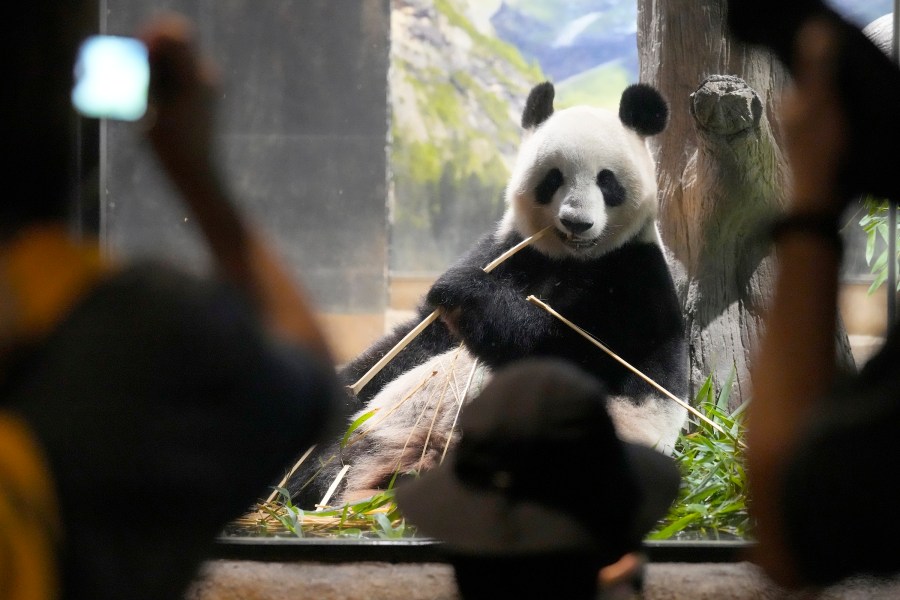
[186,559,900,600]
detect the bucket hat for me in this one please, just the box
[395,357,680,559]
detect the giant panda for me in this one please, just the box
[287,81,688,509]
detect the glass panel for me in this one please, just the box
[832,0,895,365]
[101,0,391,365]
[92,0,895,549]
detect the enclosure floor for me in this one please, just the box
[186,560,900,600]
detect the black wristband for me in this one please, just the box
[764,212,843,255]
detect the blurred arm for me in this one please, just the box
[138,14,334,364]
[746,18,849,588]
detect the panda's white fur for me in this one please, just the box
[338,349,685,506]
[502,104,662,260]
[339,348,489,503]
[288,82,688,509]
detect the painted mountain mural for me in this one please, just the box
[389,0,893,273]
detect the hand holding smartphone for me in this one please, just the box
[71,35,150,121]
[72,18,221,198]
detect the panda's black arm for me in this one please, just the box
[338,232,504,403]
[426,264,563,369]
[429,241,691,383]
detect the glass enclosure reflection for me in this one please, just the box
[100,0,391,363]
[92,0,894,542]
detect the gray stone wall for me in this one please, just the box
[100,0,390,314]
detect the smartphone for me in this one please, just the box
[72,35,150,121]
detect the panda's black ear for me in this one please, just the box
[619,83,669,137]
[521,81,555,129]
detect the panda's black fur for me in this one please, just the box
[287,82,688,509]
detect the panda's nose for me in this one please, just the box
[561,218,592,235]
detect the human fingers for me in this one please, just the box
[141,13,194,103]
[137,12,220,178]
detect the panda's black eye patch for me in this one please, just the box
[597,169,626,207]
[534,168,564,205]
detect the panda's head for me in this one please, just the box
[500,82,669,260]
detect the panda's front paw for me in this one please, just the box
[426,266,494,310]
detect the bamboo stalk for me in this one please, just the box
[348,226,553,395]
[416,357,456,472]
[440,356,480,464]
[526,295,745,447]
[265,444,317,504]
[388,359,454,476]
[317,464,350,509]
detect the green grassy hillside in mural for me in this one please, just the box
[390,0,544,273]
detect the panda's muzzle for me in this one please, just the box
[560,218,592,235]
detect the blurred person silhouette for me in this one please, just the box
[747,13,900,590]
[395,358,680,600]
[1,5,341,599]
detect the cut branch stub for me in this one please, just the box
[690,74,763,137]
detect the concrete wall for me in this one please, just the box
[99,0,391,362]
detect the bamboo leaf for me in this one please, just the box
[870,270,888,295]
[716,366,736,412]
[341,409,378,448]
[647,513,700,540]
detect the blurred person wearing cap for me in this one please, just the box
[395,358,680,600]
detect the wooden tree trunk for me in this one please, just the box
[637,0,855,411]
